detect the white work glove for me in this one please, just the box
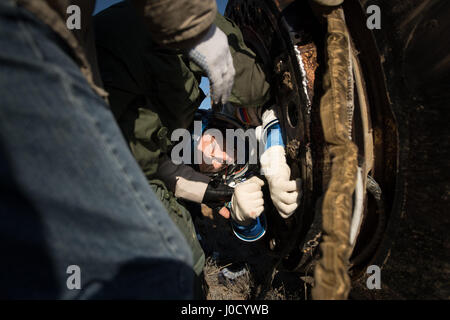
[258,107,301,218]
[188,24,235,104]
[157,159,210,203]
[260,145,301,219]
[231,176,265,225]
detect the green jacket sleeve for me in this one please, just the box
[131,0,217,48]
[189,12,271,109]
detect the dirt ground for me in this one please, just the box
[195,206,316,300]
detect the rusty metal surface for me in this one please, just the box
[297,43,319,105]
[226,0,322,278]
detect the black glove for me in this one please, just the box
[202,180,234,210]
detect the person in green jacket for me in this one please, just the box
[94,1,271,279]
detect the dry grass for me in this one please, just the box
[195,210,309,300]
[204,258,252,300]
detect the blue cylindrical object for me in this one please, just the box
[230,213,267,242]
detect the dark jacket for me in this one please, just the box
[16,0,217,99]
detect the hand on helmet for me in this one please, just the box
[260,146,302,218]
[230,176,265,225]
[188,24,235,105]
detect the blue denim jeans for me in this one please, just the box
[0,0,194,299]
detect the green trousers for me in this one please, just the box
[150,180,205,275]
